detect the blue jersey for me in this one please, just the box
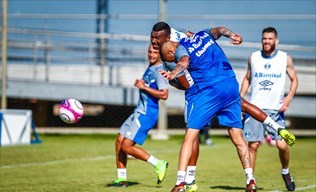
[175,29,236,89]
[134,63,168,118]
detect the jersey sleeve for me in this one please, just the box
[174,44,189,62]
[155,66,169,90]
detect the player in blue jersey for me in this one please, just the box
[109,44,169,187]
[159,27,258,192]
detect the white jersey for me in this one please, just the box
[249,50,287,110]
[168,28,194,87]
[170,28,187,42]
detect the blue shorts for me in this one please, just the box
[243,109,285,142]
[119,112,157,145]
[185,78,242,129]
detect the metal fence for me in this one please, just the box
[1,13,316,130]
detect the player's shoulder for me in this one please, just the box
[276,50,288,56]
[250,50,262,59]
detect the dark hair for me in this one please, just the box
[262,27,278,37]
[152,21,171,35]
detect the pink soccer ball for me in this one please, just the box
[58,98,84,124]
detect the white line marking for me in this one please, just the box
[0,155,114,169]
[267,184,316,191]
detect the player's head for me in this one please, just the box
[151,21,171,50]
[148,43,161,65]
[261,27,279,55]
[160,41,176,62]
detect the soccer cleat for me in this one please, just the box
[278,128,296,146]
[245,179,257,192]
[185,180,198,192]
[108,178,128,187]
[282,173,295,191]
[155,160,169,184]
[170,182,185,192]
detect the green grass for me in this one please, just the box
[0,134,315,192]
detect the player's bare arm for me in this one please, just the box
[168,56,190,80]
[240,57,252,97]
[211,27,242,45]
[279,55,298,112]
[134,79,168,100]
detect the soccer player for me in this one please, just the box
[110,44,169,187]
[150,21,295,192]
[159,26,257,192]
[240,27,298,191]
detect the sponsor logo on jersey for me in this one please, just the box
[259,80,274,90]
[264,63,271,69]
[254,72,281,78]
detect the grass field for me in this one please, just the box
[0,133,315,192]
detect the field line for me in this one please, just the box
[0,155,114,169]
[267,184,316,191]
[0,146,182,169]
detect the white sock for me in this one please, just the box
[147,155,159,167]
[282,168,290,175]
[176,171,186,185]
[185,166,196,184]
[244,168,254,184]
[263,116,284,131]
[117,168,127,180]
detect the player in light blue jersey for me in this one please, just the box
[159,27,257,192]
[109,44,169,187]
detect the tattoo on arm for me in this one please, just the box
[218,27,234,38]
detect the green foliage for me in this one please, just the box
[0,134,315,192]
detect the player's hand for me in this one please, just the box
[134,79,146,89]
[279,98,291,112]
[159,70,173,80]
[230,33,242,45]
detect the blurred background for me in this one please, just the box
[1,0,315,133]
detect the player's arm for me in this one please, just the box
[279,54,298,112]
[134,79,169,100]
[240,56,252,97]
[210,27,242,45]
[169,74,191,90]
[167,56,190,80]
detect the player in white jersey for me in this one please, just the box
[240,27,298,191]
[109,44,169,187]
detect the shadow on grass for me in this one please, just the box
[105,181,140,188]
[211,185,264,191]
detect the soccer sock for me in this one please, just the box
[117,168,127,180]
[185,166,196,184]
[282,168,290,175]
[244,168,255,184]
[176,171,186,185]
[147,155,159,167]
[263,116,284,131]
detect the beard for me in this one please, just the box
[263,43,276,55]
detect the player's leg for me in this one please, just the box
[219,84,256,192]
[112,134,128,186]
[111,114,134,187]
[228,128,257,192]
[171,128,200,192]
[248,141,260,172]
[276,139,295,191]
[184,136,199,192]
[241,98,295,146]
[122,113,168,184]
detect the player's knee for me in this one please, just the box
[249,142,260,152]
